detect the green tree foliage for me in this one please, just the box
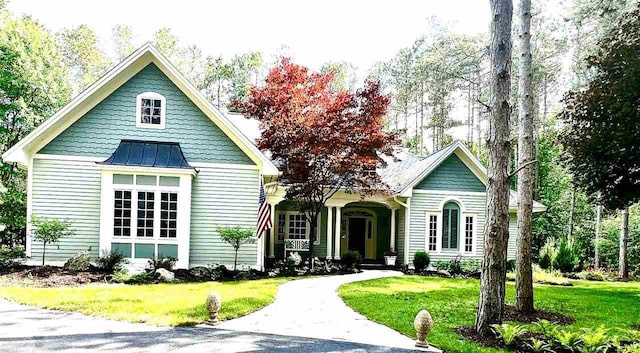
[152,28,204,87]
[559,5,640,210]
[57,25,112,93]
[31,215,73,266]
[320,61,357,92]
[0,10,72,248]
[217,226,255,271]
[599,205,640,273]
[112,25,135,61]
[202,56,234,109]
[228,52,264,109]
[552,238,578,272]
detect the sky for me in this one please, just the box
[7,0,491,77]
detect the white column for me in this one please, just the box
[390,208,396,252]
[334,206,342,259]
[404,199,411,265]
[326,206,333,259]
[268,203,276,258]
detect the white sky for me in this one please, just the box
[8,0,490,76]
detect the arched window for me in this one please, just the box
[442,201,460,250]
[136,92,166,129]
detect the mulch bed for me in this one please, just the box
[0,265,109,287]
[454,306,575,352]
[503,305,575,325]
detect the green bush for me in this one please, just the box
[147,257,176,272]
[97,250,128,273]
[492,323,528,346]
[64,251,91,272]
[413,251,430,272]
[506,259,516,272]
[342,251,362,269]
[579,270,606,281]
[0,245,24,268]
[553,238,578,273]
[539,238,556,270]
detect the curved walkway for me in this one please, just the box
[218,270,437,351]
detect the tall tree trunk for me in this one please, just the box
[594,201,602,269]
[420,83,425,156]
[515,0,534,314]
[619,207,629,278]
[476,0,513,337]
[568,185,576,242]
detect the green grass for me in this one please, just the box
[0,278,289,326]
[338,276,640,353]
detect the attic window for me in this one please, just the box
[136,92,166,129]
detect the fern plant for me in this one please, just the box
[552,329,582,352]
[527,338,552,353]
[578,326,611,353]
[620,329,640,344]
[492,324,527,346]
[535,319,559,337]
[622,343,640,353]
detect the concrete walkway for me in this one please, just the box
[0,270,439,352]
[218,270,435,351]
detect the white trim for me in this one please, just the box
[136,92,166,129]
[96,164,197,176]
[412,189,486,196]
[99,171,192,269]
[34,154,104,162]
[390,208,396,252]
[425,212,440,253]
[190,162,260,170]
[438,197,467,214]
[25,156,33,257]
[462,214,477,255]
[2,43,279,176]
[326,206,333,259]
[404,198,411,265]
[334,206,342,260]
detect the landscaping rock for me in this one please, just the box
[64,251,91,272]
[154,268,175,282]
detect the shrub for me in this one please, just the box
[578,270,606,281]
[64,251,91,272]
[217,226,255,271]
[527,338,552,353]
[124,271,155,285]
[553,238,578,273]
[622,344,640,353]
[342,251,362,269]
[0,245,24,268]
[31,215,74,266]
[535,319,559,337]
[111,269,131,283]
[579,326,611,353]
[492,323,528,346]
[460,259,482,274]
[551,329,582,351]
[539,238,556,270]
[507,259,516,272]
[148,257,176,272]
[413,251,430,272]
[97,250,128,273]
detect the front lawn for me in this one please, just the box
[0,278,289,326]
[338,276,640,353]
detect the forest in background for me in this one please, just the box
[0,0,637,274]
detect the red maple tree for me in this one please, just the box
[234,58,398,258]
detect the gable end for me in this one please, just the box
[415,154,485,192]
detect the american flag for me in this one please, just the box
[256,180,272,237]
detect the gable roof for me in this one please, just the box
[2,43,279,176]
[379,141,545,212]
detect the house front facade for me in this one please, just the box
[3,44,544,269]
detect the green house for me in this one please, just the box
[3,43,545,269]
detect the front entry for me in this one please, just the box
[342,209,377,259]
[348,218,366,256]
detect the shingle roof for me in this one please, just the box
[99,140,192,169]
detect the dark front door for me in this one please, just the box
[348,218,366,257]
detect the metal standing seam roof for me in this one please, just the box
[98,140,193,169]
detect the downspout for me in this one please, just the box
[394,196,411,266]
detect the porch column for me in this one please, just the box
[390,208,397,252]
[268,203,276,258]
[326,206,333,259]
[334,206,342,259]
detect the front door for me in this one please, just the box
[348,217,366,257]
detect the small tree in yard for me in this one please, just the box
[234,58,398,261]
[31,215,73,266]
[217,226,255,271]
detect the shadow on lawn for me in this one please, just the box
[0,327,425,352]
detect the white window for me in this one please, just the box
[111,174,180,258]
[464,216,475,254]
[136,92,166,129]
[427,214,438,251]
[442,202,460,250]
[275,211,320,245]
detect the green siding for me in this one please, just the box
[415,154,485,192]
[189,166,260,267]
[31,159,101,262]
[40,64,253,165]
